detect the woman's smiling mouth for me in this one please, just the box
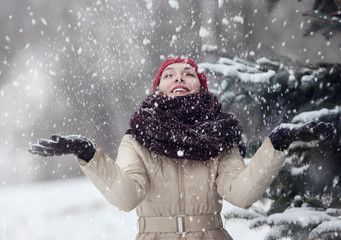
[171,85,190,93]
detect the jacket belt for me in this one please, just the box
[138,214,223,234]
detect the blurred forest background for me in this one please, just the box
[0,0,340,186]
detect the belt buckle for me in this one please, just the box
[175,215,187,235]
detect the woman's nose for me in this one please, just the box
[174,73,183,82]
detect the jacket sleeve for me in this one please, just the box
[78,135,150,212]
[216,137,286,209]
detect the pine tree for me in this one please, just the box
[199,56,341,239]
[267,0,341,39]
[303,0,341,39]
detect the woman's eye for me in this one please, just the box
[184,73,194,77]
[164,74,172,78]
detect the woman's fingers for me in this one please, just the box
[38,138,59,147]
[29,144,58,156]
[50,135,64,142]
[29,143,67,156]
[304,121,318,130]
[313,122,335,139]
[299,122,335,141]
[28,148,53,157]
[28,135,67,157]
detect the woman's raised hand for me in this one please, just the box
[29,135,96,162]
[269,121,335,151]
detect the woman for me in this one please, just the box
[29,57,334,239]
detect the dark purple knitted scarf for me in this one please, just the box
[126,92,246,161]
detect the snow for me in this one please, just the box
[220,91,235,101]
[309,220,341,239]
[218,0,224,8]
[299,68,328,89]
[176,150,184,157]
[301,74,315,82]
[40,18,48,25]
[0,178,270,240]
[267,207,337,228]
[255,57,280,67]
[201,44,218,52]
[0,178,137,240]
[292,106,341,123]
[290,164,310,176]
[232,16,244,24]
[270,123,304,135]
[326,208,341,216]
[199,27,210,38]
[223,207,265,220]
[168,0,179,10]
[199,57,275,84]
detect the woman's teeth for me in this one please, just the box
[173,88,188,93]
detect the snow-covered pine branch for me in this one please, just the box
[309,220,341,240]
[199,57,341,118]
[224,206,341,239]
[292,106,341,123]
[223,207,265,221]
[326,208,341,217]
[200,56,339,94]
[249,216,269,229]
[267,207,337,228]
[265,224,307,240]
[199,57,275,85]
[264,207,339,240]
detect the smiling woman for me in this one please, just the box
[29,57,335,240]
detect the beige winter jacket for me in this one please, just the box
[78,134,285,240]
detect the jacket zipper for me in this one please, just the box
[178,160,185,214]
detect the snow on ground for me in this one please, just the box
[0,177,269,240]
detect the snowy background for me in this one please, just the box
[1,0,340,185]
[1,0,340,239]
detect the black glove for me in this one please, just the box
[269,121,335,151]
[29,135,96,162]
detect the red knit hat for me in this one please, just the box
[152,57,208,92]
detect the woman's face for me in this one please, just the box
[158,63,201,97]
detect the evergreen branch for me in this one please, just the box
[265,224,310,240]
[267,207,336,230]
[302,0,341,39]
[303,10,334,23]
[311,230,341,240]
[223,207,266,223]
[303,21,327,37]
[321,22,341,39]
[199,57,276,87]
[249,217,269,229]
[326,208,341,217]
[309,220,341,239]
[292,106,341,123]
